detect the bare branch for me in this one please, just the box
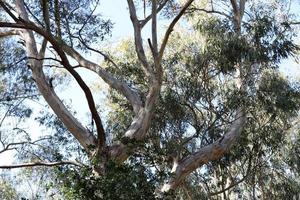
[27,56,61,63]
[54,0,61,39]
[0,29,19,38]
[0,137,51,154]
[0,1,19,21]
[151,0,158,58]
[239,0,246,17]
[187,7,231,19]
[127,0,154,79]
[290,21,300,25]
[60,43,142,114]
[40,0,50,31]
[158,0,194,63]
[141,0,168,27]
[0,161,83,169]
[77,35,120,70]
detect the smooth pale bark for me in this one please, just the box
[14,0,97,151]
[161,108,246,192]
[60,43,143,114]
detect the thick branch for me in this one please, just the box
[16,0,106,148]
[161,108,246,192]
[230,0,239,15]
[40,0,50,31]
[0,1,97,151]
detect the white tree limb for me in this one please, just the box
[161,108,246,192]
[1,0,98,151]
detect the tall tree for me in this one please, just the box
[0,0,299,198]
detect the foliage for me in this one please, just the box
[0,180,19,200]
[55,161,156,200]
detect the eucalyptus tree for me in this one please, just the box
[0,0,299,199]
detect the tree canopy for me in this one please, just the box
[0,0,300,199]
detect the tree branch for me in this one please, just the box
[158,0,195,63]
[160,108,246,192]
[0,1,19,21]
[0,137,51,154]
[151,0,158,57]
[17,0,106,149]
[60,42,142,114]
[0,161,83,169]
[127,0,155,80]
[140,0,168,27]
[0,1,97,151]
[0,29,19,38]
[209,154,252,196]
[187,7,231,19]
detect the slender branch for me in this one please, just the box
[77,35,120,70]
[0,137,51,154]
[0,29,19,38]
[209,154,252,196]
[0,1,19,21]
[27,56,62,63]
[151,0,158,57]
[0,98,26,127]
[290,21,300,25]
[54,0,61,38]
[187,7,231,19]
[141,0,168,27]
[0,161,83,169]
[24,2,43,27]
[60,35,142,114]
[127,0,154,79]
[158,0,195,63]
